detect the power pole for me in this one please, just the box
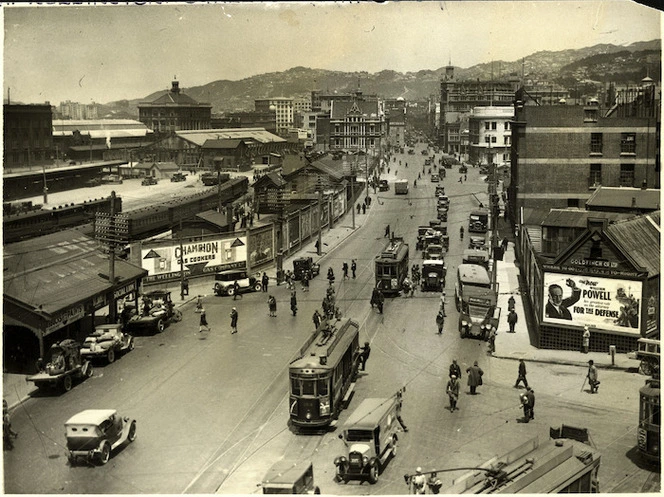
[317,190,322,256]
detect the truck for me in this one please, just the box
[455,263,499,340]
[27,339,93,392]
[261,460,320,494]
[394,179,409,195]
[421,260,446,291]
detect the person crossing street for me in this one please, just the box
[446,375,460,412]
[514,359,528,388]
[229,307,238,334]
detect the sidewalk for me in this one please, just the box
[3,190,637,411]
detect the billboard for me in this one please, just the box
[542,273,642,333]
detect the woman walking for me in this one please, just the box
[229,307,238,334]
[199,307,211,332]
[268,295,277,317]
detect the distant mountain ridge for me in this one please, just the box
[102,39,660,118]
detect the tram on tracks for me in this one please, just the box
[375,236,409,296]
[638,376,660,463]
[289,318,361,429]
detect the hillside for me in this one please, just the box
[100,39,660,118]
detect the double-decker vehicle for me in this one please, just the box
[468,209,489,233]
[394,179,409,195]
[289,318,361,429]
[638,377,660,463]
[375,237,409,296]
[455,263,499,340]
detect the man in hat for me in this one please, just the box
[526,387,535,420]
[359,342,371,371]
[412,467,427,494]
[587,360,599,393]
[446,374,460,412]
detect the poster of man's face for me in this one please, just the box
[542,273,642,333]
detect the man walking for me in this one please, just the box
[342,261,349,280]
[514,359,528,388]
[384,224,391,238]
[290,291,298,316]
[507,309,518,333]
[446,375,460,412]
[488,328,497,354]
[351,259,357,279]
[312,309,322,329]
[232,280,241,300]
[436,309,445,334]
[449,359,461,380]
[359,342,371,371]
[526,387,535,420]
[261,272,269,292]
[587,360,600,393]
[229,307,238,334]
[466,361,484,395]
[199,307,211,332]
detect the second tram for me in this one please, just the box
[375,237,410,296]
[289,318,361,429]
[638,377,660,463]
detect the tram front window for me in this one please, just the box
[291,377,301,396]
[317,379,328,396]
[302,379,315,396]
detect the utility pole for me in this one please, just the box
[179,218,185,301]
[317,190,322,256]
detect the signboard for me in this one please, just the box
[141,236,247,282]
[542,272,642,333]
[45,304,86,334]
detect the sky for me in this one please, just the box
[2,1,661,105]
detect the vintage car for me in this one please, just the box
[459,165,468,174]
[421,260,446,291]
[435,185,445,196]
[141,176,158,186]
[469,234,488,250]
[213,268,262,296]
[124,290,182,334]
[261,459,320,494]
[378,179,389,192]
[170,172,187,182]
[65,409,137,466]
[424,243,444,261]
[431,174,440,183]
[334,396,404,484]
[27,340,93,393]
[292,257,321,281]
[81,324,134,364]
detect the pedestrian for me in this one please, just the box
[342,261,349,279]
[526,387,535,420]
[458,176,462,183]
[3,400,17,450]
[376,288,384,314]
[436,308,445,334]
[582,325,590,354]
[449,359,461,379]
[466,361,484,395]
[315,239,321,254]
[229,307,238,334]
[285,270,293,290]
[507,309,518,333]
[446,375,460,412]
[312,309,322,329]
[411,468,427,494]
[268,295,277,317]
[464,173,467,181]
[359,341,371,371]
[233,280,241,300]
[301,271,310,292]
[587,360,600,393]
[351,259,357,279]
[261,272,269,292]
[514,359,529,388]
[199,307,211,332]
[195,295,203,312]
[427,472,442,494]
[384,224,391,238]
[357,203,361,214]
[488,328,497,354]
[508,295,516,311]
[519,392,531,423]
[396,388,409,431]
[181,277,189,296]
[327,267,335,286]
[362,203,366,214]
[290,290,298,316]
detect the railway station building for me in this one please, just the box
[3,230,147,371]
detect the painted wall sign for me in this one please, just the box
[45,304,86,334]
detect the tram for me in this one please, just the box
[289,318,361,429]
[375,237,409,296]
[638,377,660,463]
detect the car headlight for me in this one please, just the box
[363,456,369,465]
[461,320,469,327]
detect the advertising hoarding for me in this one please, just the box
[542,272,642,334]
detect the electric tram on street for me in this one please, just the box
[638,376,660,463]
[375,236,410,296]
[288,318,361,429]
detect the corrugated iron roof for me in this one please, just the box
[541,209,635,227]
[194,210,232,228]
[310,156,345,181]
[586,186,661,210]
[177,128,285,147]
[605,211,660,276]
[201,139,243,149]
[4,230,147,315]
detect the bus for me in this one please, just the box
[468,209,489,233]
[638,377,660,463]
[375,237,410,296]
[394,179,409,195]
[289,318,361,429]
[455,263,499,340]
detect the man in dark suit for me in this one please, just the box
[545,279,581,320]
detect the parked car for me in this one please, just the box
[170,172,187,182]
[81,324,134,364]
[124,290,182,334]
[27,339,93,392]
[459,165,468,174]
[431,174,440,183]
[85,177,103,187]
[292,257,321,281]
[213,269,262,296]
[141,176,158,186]
[378,179,389,191]
[65,409,137,466]
[421,259,446,291]
[424,243,444,261]
[261,459,320,494]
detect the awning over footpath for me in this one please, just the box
[3,229,147,335]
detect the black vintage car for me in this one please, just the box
[293,257,320,280]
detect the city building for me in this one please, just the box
[509,88,660,223]
[3,103,53,170]
[468,106,514,167]
[138,79,211,133]
[52,119,154,162]
[255,97,294,135]
[439,64,519,155]
[385,105,406,150]
[210,111,277,135]
[329,98,384,154]
[57,100,99,120]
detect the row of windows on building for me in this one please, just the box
[590,133,636,154]
[588,163,636,188]
[333,138,377,147]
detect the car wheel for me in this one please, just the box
[107,349,115,364]
[98,441,111,465]
[254,282,262,292]
[156,319,165,333]
[227,287,235,296]
[128,339,135,351]
[82,361,94,378]
[368,464,379,484]
[127,420,137,442]
[63,375,73,392]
